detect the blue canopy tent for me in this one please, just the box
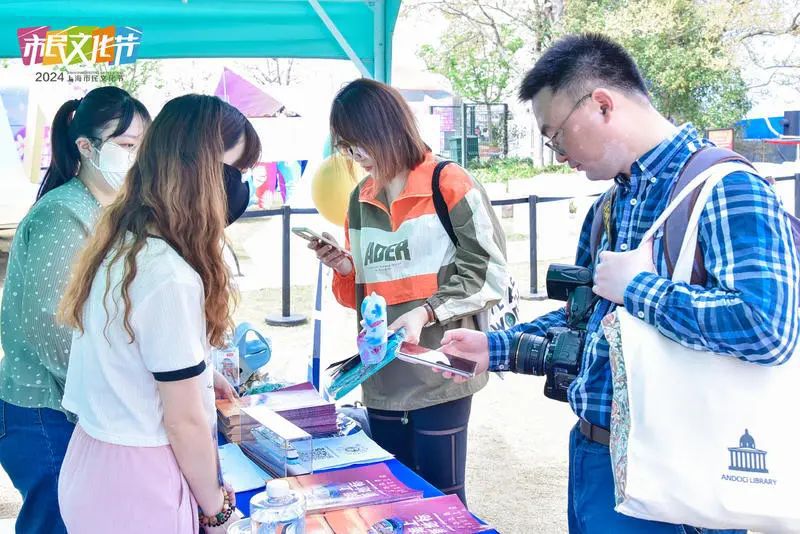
[0,0,400,82]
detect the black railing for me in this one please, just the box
[243,173,800,323]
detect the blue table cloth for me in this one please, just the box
[221,435,497,532]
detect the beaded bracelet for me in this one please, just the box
[198,489,235,528]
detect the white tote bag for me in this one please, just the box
[602,161,800,531]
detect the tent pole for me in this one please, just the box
[373,0,386,82]
[308,0,372,78]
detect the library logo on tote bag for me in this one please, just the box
[722,429,777,486]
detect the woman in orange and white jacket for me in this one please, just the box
[309,79,509,504]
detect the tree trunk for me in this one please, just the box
[485,102,493,147]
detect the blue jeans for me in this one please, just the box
[568,423,745,534]
[0,399,74,534]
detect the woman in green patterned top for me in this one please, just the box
[0,87,150,534]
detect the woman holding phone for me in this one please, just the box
[308,78,509,504]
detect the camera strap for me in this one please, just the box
[602,186,618,251]
[589,186,618,262]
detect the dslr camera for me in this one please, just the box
[511,264,595,402]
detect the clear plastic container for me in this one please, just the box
[249,479,306,533]
[226,517,250,534]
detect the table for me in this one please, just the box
[224,438,497,532]
[236,458,439,516]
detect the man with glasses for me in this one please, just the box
[438,33,798,533]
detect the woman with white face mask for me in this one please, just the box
[0,86,149,534]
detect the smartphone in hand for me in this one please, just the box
[396,341,478,378]
[292,227,351,257]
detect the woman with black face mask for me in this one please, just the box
[220,103,259,225]
[56,95,260,533]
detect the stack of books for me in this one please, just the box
[217,382,337,442]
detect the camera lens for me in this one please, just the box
[515,333,548,376]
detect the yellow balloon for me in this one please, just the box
[311,154,365,227]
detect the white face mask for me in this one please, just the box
[89,141,135,191]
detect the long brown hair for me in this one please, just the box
[330,78,428,184]
[59,95,261,347]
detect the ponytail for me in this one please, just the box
[38,98,81,200]
[35,86,151,202]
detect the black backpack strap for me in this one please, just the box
[663,146,754,285]
[432,160,459,247]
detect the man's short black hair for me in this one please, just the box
[519,33,649,102]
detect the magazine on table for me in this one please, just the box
[286,463,423,513]
[217,443,271,492]
[217,382,335,429]
[302,428,393,471]
[306,494,492,533]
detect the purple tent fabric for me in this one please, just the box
[214,67,284,118]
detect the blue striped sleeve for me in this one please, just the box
[624,171,800,365]
[487,308,567,370]
[486,199,599,372]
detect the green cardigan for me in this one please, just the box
[0,178,100,413]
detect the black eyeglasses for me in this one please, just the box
[544,93,592,157]
[335,142,369,161]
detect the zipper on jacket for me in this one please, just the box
[401,411,409,425]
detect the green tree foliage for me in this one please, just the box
[92,60,163,97]
[419,21,523,104]
[560,0,799,130]
[411,0,563,103]
[414,0,798,132]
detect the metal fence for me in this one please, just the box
[242,172,800,324]
[429,103,509,168]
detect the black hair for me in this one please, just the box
[38,86,151,201]
[219,100,261,170]
[519,33,649,103]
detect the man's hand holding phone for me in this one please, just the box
[436,329,491,383]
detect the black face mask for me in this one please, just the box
[223,163,250,225]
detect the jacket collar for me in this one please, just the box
[358,151,438,204]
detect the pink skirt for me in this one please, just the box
[58,425,199,534]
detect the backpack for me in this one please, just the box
[589,146,800,283]
[431,160,520,331]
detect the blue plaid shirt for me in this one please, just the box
[488,124,800,429]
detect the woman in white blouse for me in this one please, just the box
[57,94,261,533]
